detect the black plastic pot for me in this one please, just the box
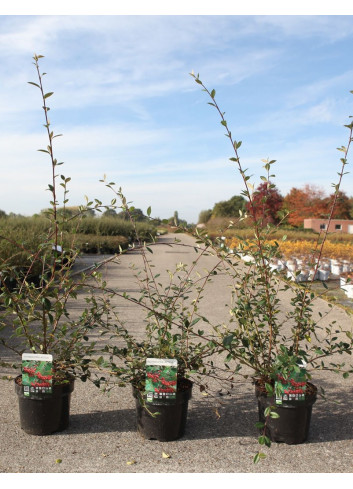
[133,379,193,442]
[255,381,317,444]
[15,375,75,435]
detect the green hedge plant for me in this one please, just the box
[0,55,117,382]
[190,72,353,461]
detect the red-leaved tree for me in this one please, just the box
[246,181,283,225]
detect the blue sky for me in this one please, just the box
[1,11,353,223]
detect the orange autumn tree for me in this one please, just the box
[282,184,327,227]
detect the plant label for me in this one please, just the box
[145,358,178,404]
[22,353,53,397]
[275,368,307,404]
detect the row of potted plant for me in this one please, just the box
[1,56,353,464]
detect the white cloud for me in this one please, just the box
[0,16,283,115]
[253,15,353,42]
[284,70,353,110]
[2,129,352,223]
[0,122,232,222]
[239,134,353,197]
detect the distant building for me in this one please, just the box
[304,218,353,233]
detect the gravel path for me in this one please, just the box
[1,234,353,474]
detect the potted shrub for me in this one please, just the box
[190,73,353,462]
[0,55,112,435]
[89,195,224,441]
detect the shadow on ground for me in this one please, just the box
[58,385,353,445]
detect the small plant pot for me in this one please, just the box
[318,269,330,281]
[15,375,75,435]
[132,379,193,442]
[331,263,342,276]
[340,277,353,298]
[342,261,351,273]
[296,270,309,282]
[286,262,297,272]
[255,381,317,445]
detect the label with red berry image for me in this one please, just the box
[22,353,53,397]
[275,368,307,405]
[145,358,178,404]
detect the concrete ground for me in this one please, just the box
[1,234,353,474]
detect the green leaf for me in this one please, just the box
[42,298,51,311]
[254,452,266,463]
[44,92,54,99]
[210,89,216,98]
[28,81,40,88]
[190,318,201,327]
[222,334,234,348]
[264,406,271,417]
[264,436,271,447]
[147,206,152,217]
